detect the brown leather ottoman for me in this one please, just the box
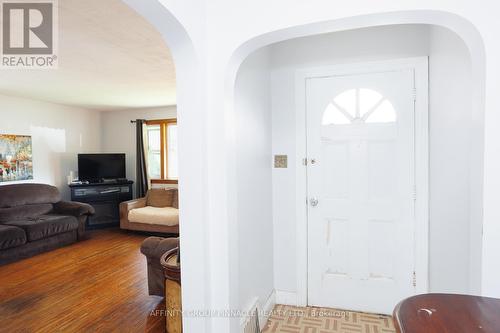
[140,236,179,296]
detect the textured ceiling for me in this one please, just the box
[0,0,176,110]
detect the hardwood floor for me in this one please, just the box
[0,229,166,333]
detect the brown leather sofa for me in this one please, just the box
[140,236,179,296]
[0,183,94,265]
[120,188,179,234]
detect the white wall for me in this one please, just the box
[100,106,177,197]
[270,25,477,297]
[0,94,101,199]
[428,25,478,293]
[234,47,274,327]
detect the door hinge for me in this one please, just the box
[412,271,417,287]
[412,185,417,201]
[412,87,417,101]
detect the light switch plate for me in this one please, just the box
[274,155,287,168]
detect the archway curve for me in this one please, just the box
[119,1,208,332]
[226,10,485,85]
[226,9,486,305]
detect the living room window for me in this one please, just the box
[146,119,178,184]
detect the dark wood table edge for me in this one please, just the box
[392,293,500,333]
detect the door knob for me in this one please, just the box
[310,198,319,207]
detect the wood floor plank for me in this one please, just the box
[0,229,166,333]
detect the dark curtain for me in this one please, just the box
[136,119,149,198]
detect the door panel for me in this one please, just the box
[306,69,416,314]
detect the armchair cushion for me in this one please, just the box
[53,201,95,217]
[146,188,177,208]
[128,207,179,226]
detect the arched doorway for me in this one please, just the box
[229,11,485,331]
[121,1,209,332]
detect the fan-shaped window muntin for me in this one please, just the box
[322,88,397,125]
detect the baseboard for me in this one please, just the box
[260,290,276,328]
[240,290,277,332]
[275,290,299,306]
[240,297,259,327]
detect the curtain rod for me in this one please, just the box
[130,119,147,124]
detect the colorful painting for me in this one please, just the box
[0,134,33,182]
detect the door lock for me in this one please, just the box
[309,197,319,207]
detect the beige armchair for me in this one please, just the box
[120,188,179,234]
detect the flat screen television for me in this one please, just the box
[78,153,126,182]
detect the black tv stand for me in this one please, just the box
[101,178,128,184]
[69,180,134,229]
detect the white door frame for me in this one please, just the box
[294,57,429,306]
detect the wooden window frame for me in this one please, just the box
[145,119,178,184]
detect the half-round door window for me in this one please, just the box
[322,88,397,125]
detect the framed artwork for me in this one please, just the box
[0,134,33,182]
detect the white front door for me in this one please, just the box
[306,66,418,314]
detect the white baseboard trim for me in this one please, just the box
[240,297,259,327]
[275,290,299,306]
[260,290,276,328]
[240,290,277,331]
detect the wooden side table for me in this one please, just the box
[161,247,182,333]
[393,293,500,333]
